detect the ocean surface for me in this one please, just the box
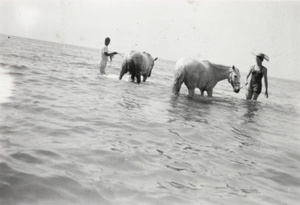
[0,34,299,205]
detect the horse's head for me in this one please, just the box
[143,51,158,77]
[228,65,241,93]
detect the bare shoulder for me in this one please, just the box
[262,66,268,73]
[248,65,254,73]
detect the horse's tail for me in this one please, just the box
[172,63,185,95]
[119,58,135,80]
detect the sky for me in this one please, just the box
[0,0,299,80]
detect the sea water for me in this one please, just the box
[0,34,299,205]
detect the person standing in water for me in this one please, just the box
[245,52,269,100]
[99,37,117,74]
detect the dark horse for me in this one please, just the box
[119,51,158,83]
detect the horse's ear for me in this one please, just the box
[154,57,158,61]
[232,65,235,70]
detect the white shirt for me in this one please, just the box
[101,46,108,61]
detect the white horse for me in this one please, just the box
[172,58,241,98]
[119,51,158,83]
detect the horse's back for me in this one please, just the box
[175,58,198,69]
[176,58,210,77]
[125,51,140,60]
[176,58,211,69]
[175,58,216,88]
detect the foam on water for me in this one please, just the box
[0,65,13,103]
[101,73,129,81]
[104,74,119,80]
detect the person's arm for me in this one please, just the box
[104,51,117,57]
[102,46,117,57]
[263,68,268,98]
[245,66,253,85]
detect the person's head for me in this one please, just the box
[105,37,110,46]
[256,55,264,64]
[252,52,269,64]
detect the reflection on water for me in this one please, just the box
[236,100,263,126]
[168,95,211,124]
[0,68,13,103]
[243,101,260,121]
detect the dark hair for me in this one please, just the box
[257,56,264,61]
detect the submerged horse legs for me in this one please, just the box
[136,74,141,83]
[200,90,204,96]
[130,74,135,82]
[134,68,141,83]
[185,81,195,98]
[207,89,213,97]
[188,88,195,98]
[199,88,213,97]
[130,73,141,83]
[143,75,147,82]
[132,64,141,83]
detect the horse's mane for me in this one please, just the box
[205,61,230,70]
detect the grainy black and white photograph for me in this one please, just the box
[0,0,299,204]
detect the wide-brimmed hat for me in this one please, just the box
[252,52,269,61]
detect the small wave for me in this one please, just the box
[9,64,28,70]
[5,53,19,58]
[10,152,44,164]
[69,62,91,66]
[35,150,61,158]
[29,55,41,61]
[61,52,76,58]
[0,61,28,70]
[0,162,108,205]
[0,62,9,67]
[5,71,24,76]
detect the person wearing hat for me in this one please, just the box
[99,37,118,74]
[245,52,269,100]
